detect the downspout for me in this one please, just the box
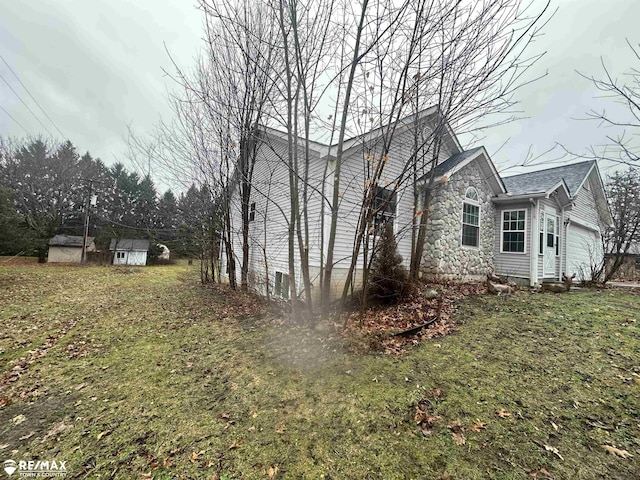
[529,198,539,287]
[561,198,577,279]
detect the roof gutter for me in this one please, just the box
[493,192,546,203]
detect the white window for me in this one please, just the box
[501,210,526,253]
[249,202,256,222]
[461,187,480,247]
[539,212,545,255]
[274,271,290,300]
[539,212,560,256]
[554,216,560,257]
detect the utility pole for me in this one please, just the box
[81,180,93,263]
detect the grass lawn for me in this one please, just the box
[0,263,638,479]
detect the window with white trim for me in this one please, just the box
[461,187,480,247]
[502,210,526,253]
[274,271,290,300]
[546,215,555,250]
[249,202,256,222]
[555,216,560,256]
[539,212,544,255]
[372,186,397,232]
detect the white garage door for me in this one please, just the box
[566,224,602,281]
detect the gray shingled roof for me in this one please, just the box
[49,235,94,247]
[433,147,484,177]
[109,239,150,252]
[502,160,594,196]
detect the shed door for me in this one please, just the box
[128,251,146,266]
[567,225,601,281]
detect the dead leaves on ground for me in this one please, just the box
[529,467,554,479]
[228,438,244,450]
[470,420,487,432]
[189,450,205,463]
[602,445,633,459]
[447,419,466,446]
[414,395,442,436]
[11,414,26,425]
[542,444,564,461]
[496,408,511,418]
[413,392,487,446]
[451,432,466,446]
[343,283,484,354]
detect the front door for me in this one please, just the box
[544,214,557,277]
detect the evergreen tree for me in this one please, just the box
[368,222,409,304]
[0,186,29,255]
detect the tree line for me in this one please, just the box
[0,137,217,270]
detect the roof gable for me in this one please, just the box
[421,147,506,195]
[433,147,483,178]
[260,106,462,159]
[502,161,595,196]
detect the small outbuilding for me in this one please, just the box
[48,235,95,263]
[109,239,150,266]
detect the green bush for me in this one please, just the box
[368,222,409,304]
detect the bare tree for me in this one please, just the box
[599,168,640,282]
[327,0,552,307]
[576,39,640,166]
[197,0,278,291]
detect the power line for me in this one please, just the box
[0,55,66,139]
[0,103,31,136]
[0,71,55,138]
[93,212,177,232]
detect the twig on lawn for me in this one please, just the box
[392,295,444,337]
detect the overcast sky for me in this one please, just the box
[0,0,638,192]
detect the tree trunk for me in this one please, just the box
[322,0,369,316]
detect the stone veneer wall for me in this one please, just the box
[421,161,496,279]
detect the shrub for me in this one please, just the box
[368,222,409,304]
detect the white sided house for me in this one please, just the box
[109,239,150,266]
[496,161,611,283]
[220,110,611,301]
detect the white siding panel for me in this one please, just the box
[494,203,531,279]
[331,125,452,273]
[222,122,456,300]
[569,173,600,227]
